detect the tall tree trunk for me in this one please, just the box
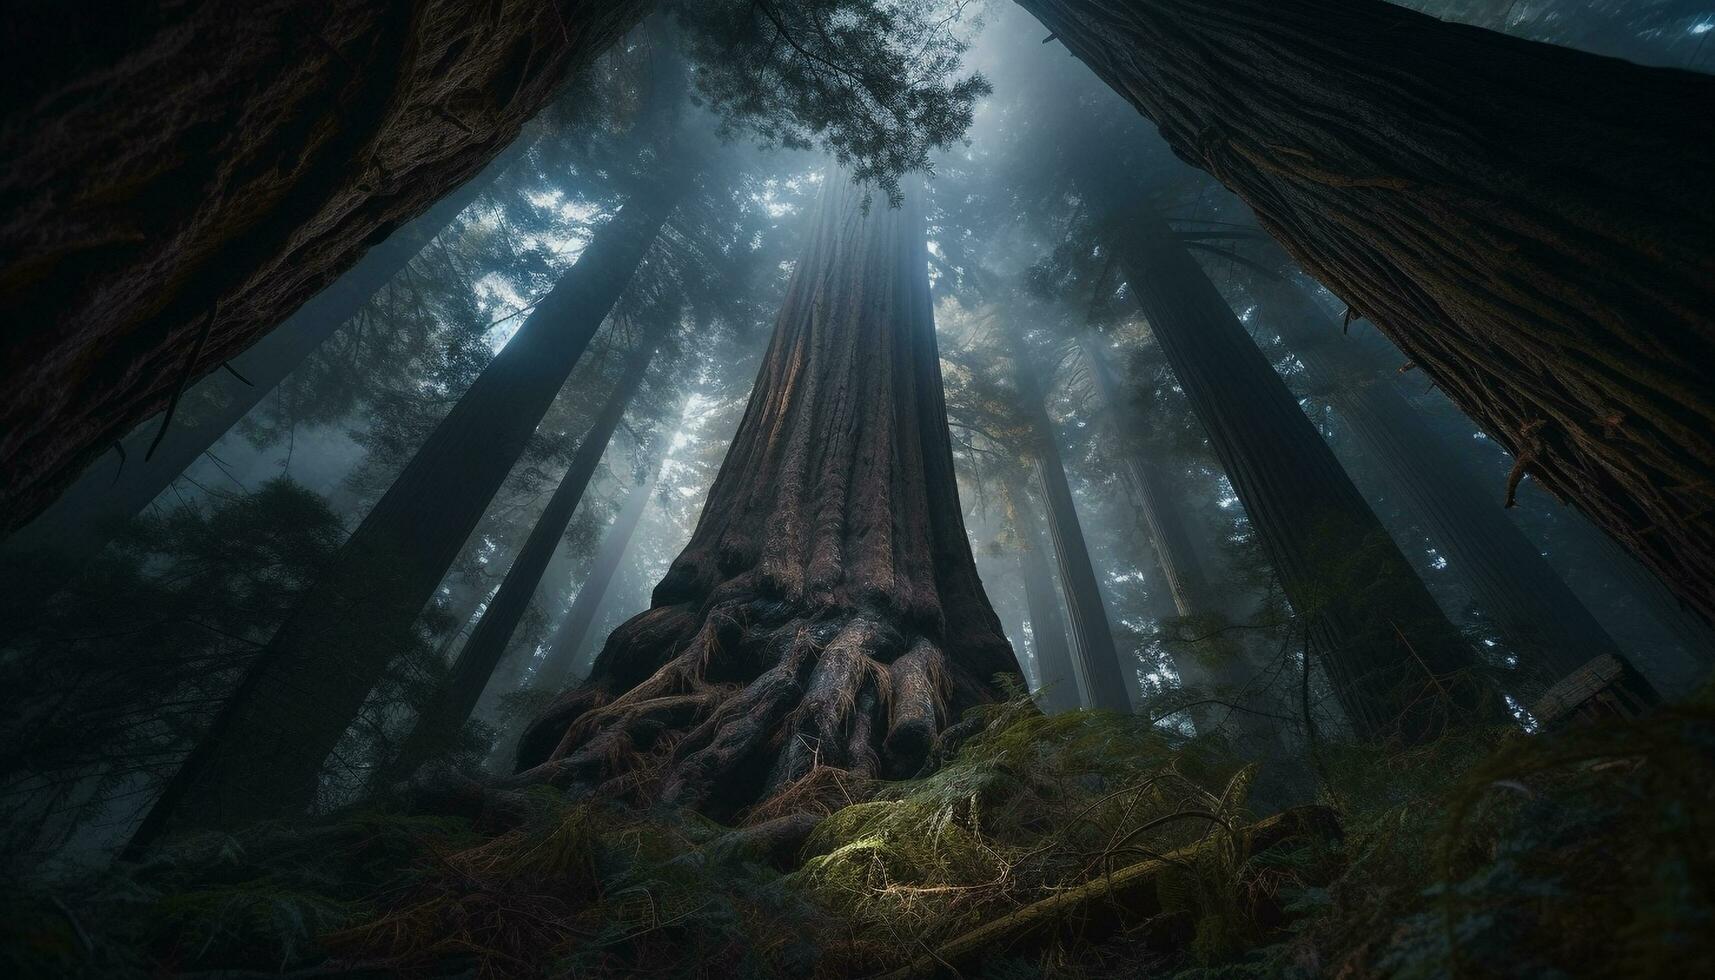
[1016,0,1715,622]
[513,174,1021,820]
[533,466,660,695]
[1258,277,1658,703]
[1005,479,1081,714]
[1080,337,1259,721]
[1095,192,1489,741]
[387,339,660,779]
[1011,345,1133,713]
[0,1,652,534]
[125,172,689,848]
[0,140,527,621]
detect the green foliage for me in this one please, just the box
[676,0,990,204]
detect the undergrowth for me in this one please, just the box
[5,690,1712,978]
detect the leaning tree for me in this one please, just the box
[514,173,1022,819]
[1015,0,1715,622]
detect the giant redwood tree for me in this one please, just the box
[1014,0,1715,622]
[513,174,1022,818]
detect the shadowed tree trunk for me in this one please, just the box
[387,339,662,779]
[1080,337,1267,721]
[512,174,1021,819]
[534,466,660,695]
[1010,340,1133,713]
[1258,277,1658,703]
[0,1,652,534]
[1005,479,1081,714]
[1016,0,1715,622]
[125,172,690,848]
[0,140,528,620]
[1093,188,1489,741]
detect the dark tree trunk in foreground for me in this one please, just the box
[1017,0,1715,623]
[513,175,1021,819]
[0,1,650,534]
[534,467,660,695]
[1011,348,1133,713]
[1260,279,1657,703]
[1098,196,1488,741]
[388,342,659,779]
[127,177,687,846]
[1006,480,1081,715]
[0,141,525,620]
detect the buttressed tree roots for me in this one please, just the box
[514,174,1023,818]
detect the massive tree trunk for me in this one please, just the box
[126,173,688,846]
[1005,479,1081,715]
[387,340,660,779]
[1015,0,1715,622]
[1010,344,1133,713]
[0,140,526,620]
[534,467,660,694]
[1257,277,1658,703]
[512,174,1021,819]
[1096,192,1490,741]
[0,0,650,535]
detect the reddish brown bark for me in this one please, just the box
[1015,0,1715,622]
[514,174,1021,818]
[0,0,648,533]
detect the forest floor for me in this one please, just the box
[7,687,1714,979]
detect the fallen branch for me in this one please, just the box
[879,805,1341,979]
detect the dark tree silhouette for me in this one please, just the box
[514,174,1021,818]
[127,169,692,846]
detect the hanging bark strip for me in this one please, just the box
[514,173,1021,819]
[0,0,650,534]
[1016,0,1715,622]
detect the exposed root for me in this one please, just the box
[513,599,994,821]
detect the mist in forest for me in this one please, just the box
[2,1,1712,977]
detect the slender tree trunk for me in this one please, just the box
[1011,345,1133,713]
[387,340,659,779]
[1080,337,1221,622]
[1094,190,1489,741]
[513,174,1021,820]
[1005,479,1081,714]
[532,466,660,695]
[125,171,690,848]
[0,140,527,621]
[0,1,651,533]
[1016,0,1715,622]
[1258,277,1658,703]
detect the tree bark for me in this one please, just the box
[0,0,652,535]
[513,174,1021,820]
[1010,345,1134,713]
[387,339,660,780]
[0,139,527,620]
[125,172,688,846]
[1097,194,1489,741]
[533,466,660,695]
[1258,277,1657,703]
[1005,479,1081,714]
[1015,0,1715,623]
